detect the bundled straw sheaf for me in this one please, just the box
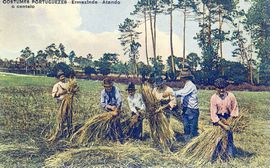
[141,83,175,150]
[179,108,249,166]
[47,79,79,142]
[70,110,120,144]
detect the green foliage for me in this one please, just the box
[137,61,152,81]
[95,53,119,76]
[69,51,76,65]
[118,18,141,75]
[74,56,92,68]
[111,61,131,77]
[186,52,200,72]
[221,59,249,84]
[84,66,97,78]
[49,62,74,78]
[149,56,165,82]
[245,0,270,85]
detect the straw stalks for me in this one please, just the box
[141,83,175,150]
[70,110,121,144]
[179,108,249,166]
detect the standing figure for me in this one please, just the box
[152,77,178,123]
[210,78,239,161]
[49,71,73,141]
[100,78,124,143]
[126,82,146,140]
[163,70,199,141]
[52,71,68,103]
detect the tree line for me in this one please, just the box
[0,0,269,86]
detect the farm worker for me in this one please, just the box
[153,77,178,123]
[100,78,124,143]
[49,71,71,141]
[52,71,68,102]
[100,78,122,112]
[126,82,146,140]
[163,70,199,141]
[210,78,239,161]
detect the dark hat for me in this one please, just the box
[155,77,165,86]
[179,70,193,79]
[214,78,229,89]
[103,78,113,87]
[126,82,136,91]
[57,70,65,78]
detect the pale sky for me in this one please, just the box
[0,0,251,63]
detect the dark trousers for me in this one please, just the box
[127,116,143,140]
[105,107,124,144]
[182,107,199,137]
[164,105,181,123]
[212,114,235,161]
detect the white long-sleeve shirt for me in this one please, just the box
[173,80,199,109]
[127,93,146,114]
[52,81,68,101]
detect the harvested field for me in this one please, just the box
[0,73,269,167]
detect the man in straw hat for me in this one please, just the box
[100,78,122,112]
[210,77,239,161]
[126,82,146,140]
[100,77,124,143]
[163,70,199,141]
[49,70,70,140]
[152,76,178,123]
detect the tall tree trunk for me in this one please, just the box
[170,2,175,74]
[208,3,212,46]
[149,10,157,61]
[154,1,157,60]
[218,6,224,75]
[182,6,187,70]
[144,8,149,65]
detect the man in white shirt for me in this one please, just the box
[126,82,145,140]
[52,71,68,102]
[163,70,199,141]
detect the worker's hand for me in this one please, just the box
[218,120,231,131]
[111,110,118,116]
[223,124,231,131]
[111,106,117,111]
[163,91,173,98]
[106,105,114,111]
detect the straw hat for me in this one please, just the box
[103,78,113,87]
[57,70,65,78]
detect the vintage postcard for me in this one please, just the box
[0,0,269,167]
